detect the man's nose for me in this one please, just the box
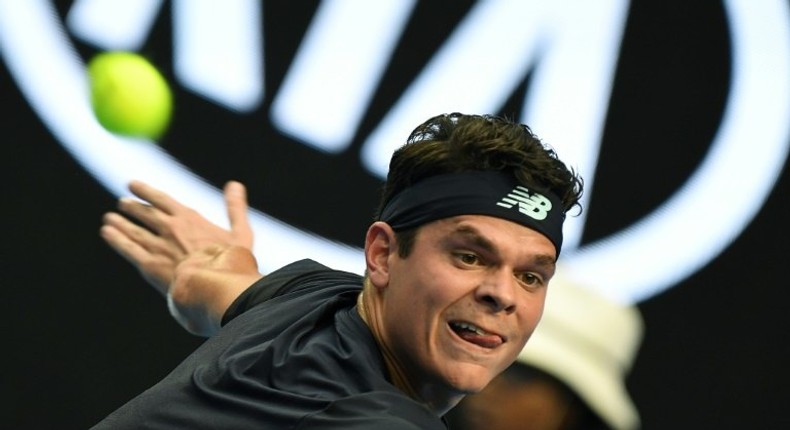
[475,270,517,314]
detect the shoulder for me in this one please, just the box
[296,392,446,430]
[222,259,362,324]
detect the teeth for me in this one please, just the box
[453,322,489,336]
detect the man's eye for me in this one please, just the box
[457,253,480,265]
[516,272,542,286]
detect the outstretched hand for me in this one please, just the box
[100,180,261,336]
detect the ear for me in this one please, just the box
[364,221,396,290]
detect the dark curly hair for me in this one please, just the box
[375,113,584,257]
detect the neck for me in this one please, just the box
[356,284,463,415]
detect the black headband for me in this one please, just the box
[379,171,565,255]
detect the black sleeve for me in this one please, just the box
[295,393,447,430]
[221,259,333,326]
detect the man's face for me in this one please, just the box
[379,215,556,398]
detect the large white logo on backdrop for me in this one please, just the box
[1,0,788,303]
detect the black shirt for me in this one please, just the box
[91,259,446,429]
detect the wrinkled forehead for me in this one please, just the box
[432,215,559,267]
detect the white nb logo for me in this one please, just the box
[497,186,552,221]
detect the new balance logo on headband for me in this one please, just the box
[497,186,553,221]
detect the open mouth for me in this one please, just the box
[449,321,504,349]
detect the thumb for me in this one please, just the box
[224,180,254,249]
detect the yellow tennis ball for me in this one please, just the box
[88,51,173,139]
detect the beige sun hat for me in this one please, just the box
[516,270,644,430]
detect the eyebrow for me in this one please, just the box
[453,224,497,253]
[452,224,557,268]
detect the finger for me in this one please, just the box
[224,181,254,248]
[128,180,183,215]
[103,211,172,255]
[100,222,150,264]
[100,218,172,295]
[117,197,169,234]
